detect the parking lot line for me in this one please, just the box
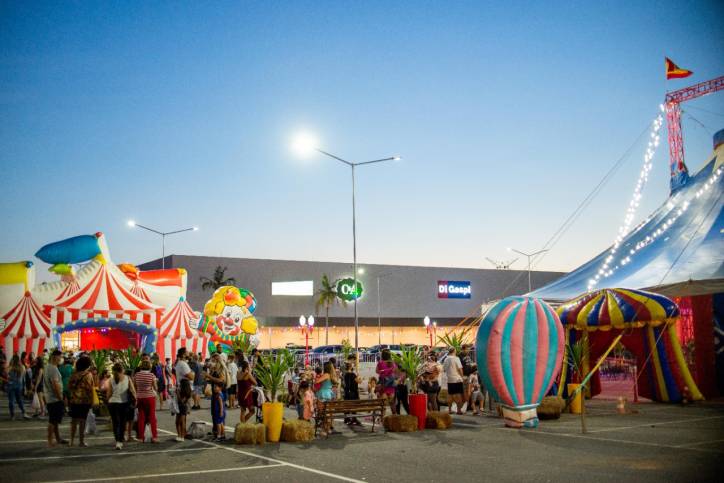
[674,438,724,448]
[158,427,365,482]
[0,446,213,463]
[45,463,286,483]
[0,436,114,445]
[0,425,72,431]
[526,429,724,454]
[586,415,724,433]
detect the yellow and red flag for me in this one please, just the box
[665,57,693,80]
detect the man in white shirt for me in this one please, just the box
[442,347,465,415]
[226,356,238,409]
[173,348,194,442]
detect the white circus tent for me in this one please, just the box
[46,261,165,327]
[129,280,151,303]
[157,297,208,361]
[1,291,52,359]
[54,278,81,301]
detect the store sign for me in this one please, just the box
[336,278,364,301]
[271,280,313,296]
[438,280,471,299]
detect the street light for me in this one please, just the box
[423,316,437,348]
[299,315,315,366]
[376,271,395,346]
[127,220,198,269]
[291,132,400,357]
[507,247,549,293]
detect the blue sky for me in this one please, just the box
[1,1,723,280]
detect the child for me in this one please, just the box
[205,357,227,441]
[300,380,314,422]
[367,377,377,399]
[469,371,484,415]
[312,366,322,393]
[343,362,361,426]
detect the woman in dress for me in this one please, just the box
[31,357,46,417]
[68,356,95,447]
[375,349,398,414]
[236,360,256,423]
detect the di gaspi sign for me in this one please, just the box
[336,278,364,301]
[438,280,471,299]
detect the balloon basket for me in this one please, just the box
[502,406,539,428]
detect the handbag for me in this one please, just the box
[91,387,100,407]
[31,392,40,411]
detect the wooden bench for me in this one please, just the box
[314,399,386,437]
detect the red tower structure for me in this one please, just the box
[665,75,724,192]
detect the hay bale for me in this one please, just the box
[281,420,315,442]
[383,415,418,432]
[538,396,564,420]
[425,411,452,429]
[234,422,266,445]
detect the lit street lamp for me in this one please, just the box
[423,316,437,348]
[299,315,315,366]
[507,247,549,293]
[291,132,400,357]
[127,220,198,269]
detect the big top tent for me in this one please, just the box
[1,291,52,359]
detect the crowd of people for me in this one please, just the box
[0,343,491,447]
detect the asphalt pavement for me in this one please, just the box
[0,396,722,482]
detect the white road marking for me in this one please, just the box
[585,415,724,433]
[44,464,286,483]
[674,438,724,448]
[0,436,113,445]
[0,426,73,431]
[525,429,724,454]
[158,427,366,482]
[0,446,213,463]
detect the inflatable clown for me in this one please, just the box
[200,286,259,353]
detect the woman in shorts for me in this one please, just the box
[68,356,95,447]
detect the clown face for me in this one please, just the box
[216,305,245,336]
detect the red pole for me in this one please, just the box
[305,331,309,366]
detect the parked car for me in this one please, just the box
[365,344,403,357]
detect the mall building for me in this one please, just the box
[139,255,564,349]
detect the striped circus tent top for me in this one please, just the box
[129,280,151,303]
[46,261,165,326]
[159,297,200,338]
[54,278,81,301]
[1,291,51,338]
[556,287,680,331]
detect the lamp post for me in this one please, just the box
[291,133,400,357]
[507,247,549,293]
[299,315,315,366]
[127,221,198,269]
[423,316,437,349]
[376,271,395,346]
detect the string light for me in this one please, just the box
[588,131,723,290]
[588,108,664,291]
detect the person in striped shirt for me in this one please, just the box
[133,360,159,443]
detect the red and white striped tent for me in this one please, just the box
[129,280,151,302]
[1,292,52,359]
[157,297,208,361]
[46,262,164,327]
[54,278,81,301]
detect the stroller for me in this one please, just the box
[251,386,266,423]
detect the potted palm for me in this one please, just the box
[393,346,426,430]
[567,337,587,433]
[117,348,142,373]
[437,327,472,354]
[255,352,292,442]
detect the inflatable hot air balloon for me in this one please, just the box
[476,296,564,428]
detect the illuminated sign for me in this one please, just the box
[336,278,364,301]
[438,280,471,299]
[271,281,314,296]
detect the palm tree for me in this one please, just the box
[315,274,346,345]
[199,266,236,291]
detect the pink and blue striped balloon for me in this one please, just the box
[476,296,564,414]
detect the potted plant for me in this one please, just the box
[255,352,292,442]
[437,327,472,354]
[567,336,587,433]
[117,348,142,373]
[393,346,426,430]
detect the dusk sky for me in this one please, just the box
[1,1,723,281]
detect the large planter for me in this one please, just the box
[568,384,582,414]
[262,401,284,442]
[408,393,427,430]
